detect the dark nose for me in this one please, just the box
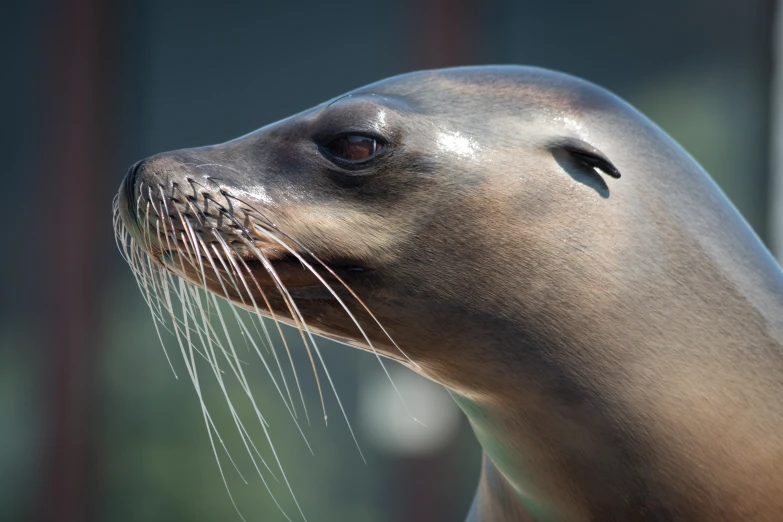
[122,159,147,223]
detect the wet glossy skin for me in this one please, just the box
[118,66,783,521]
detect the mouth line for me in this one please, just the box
[162,249,371,290]
[243,254,371,280]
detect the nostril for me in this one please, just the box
[123,159,147,222]
[127,159,146,191]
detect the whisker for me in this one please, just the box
[309,252,419,369]
[179,187,303,422]
[217,214,366,461]
[114,207,177,376]
[195,235,312,451]
[180,275,281,484]
[184,234,307,520]
[209,242,302,423]
[232,231,329,424]
[235,255,310,425]
[116,178,415,521]
[239,214,424,428]
[141,217,248,518]
[179,278,253,522]
[222,193,415,371]
[236,215,417,432]
[173,207,312,519]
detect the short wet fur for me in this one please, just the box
[115,66,783,521]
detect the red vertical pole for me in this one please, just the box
[400,2,480,521]
[408,0,480,69]
[39,1,112,521]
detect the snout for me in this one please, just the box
[122,152,197,204]
[115,149,294,273]
[118,151,219,240]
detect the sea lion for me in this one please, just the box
[114,66,783,521]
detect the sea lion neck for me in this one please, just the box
[424,271,783,522]
[451,393,559,522]
[439,331,783,521]
[464,453,548,522]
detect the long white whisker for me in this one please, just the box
[181,227,306,521]
[179,279,252,485]
[179,278,251,522]
[238,219,417,428]
[147,213,248,518]
[194,236,312,453]
[235,254,310,425]
[229,229,366,462]
[113,199,178,377]
[309,252,419,369]
[232,232,329,422]
[178,189,301,422]
[180,273,283,488]
[227,193,412,366]
[208,241,303,426]
[117,178,418,522]
[149,199,227,370]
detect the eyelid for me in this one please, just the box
[318,128,386,143]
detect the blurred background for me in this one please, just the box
[2,0,780,521]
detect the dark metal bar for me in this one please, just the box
[407,0,480,69]
[399,1,481,520]
[38,1,113,520]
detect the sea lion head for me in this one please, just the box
[115,66,627,384]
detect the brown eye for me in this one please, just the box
[326,135,381,162]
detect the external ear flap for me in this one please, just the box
[551,137,621,179]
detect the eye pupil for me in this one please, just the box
[327,135,380,162]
